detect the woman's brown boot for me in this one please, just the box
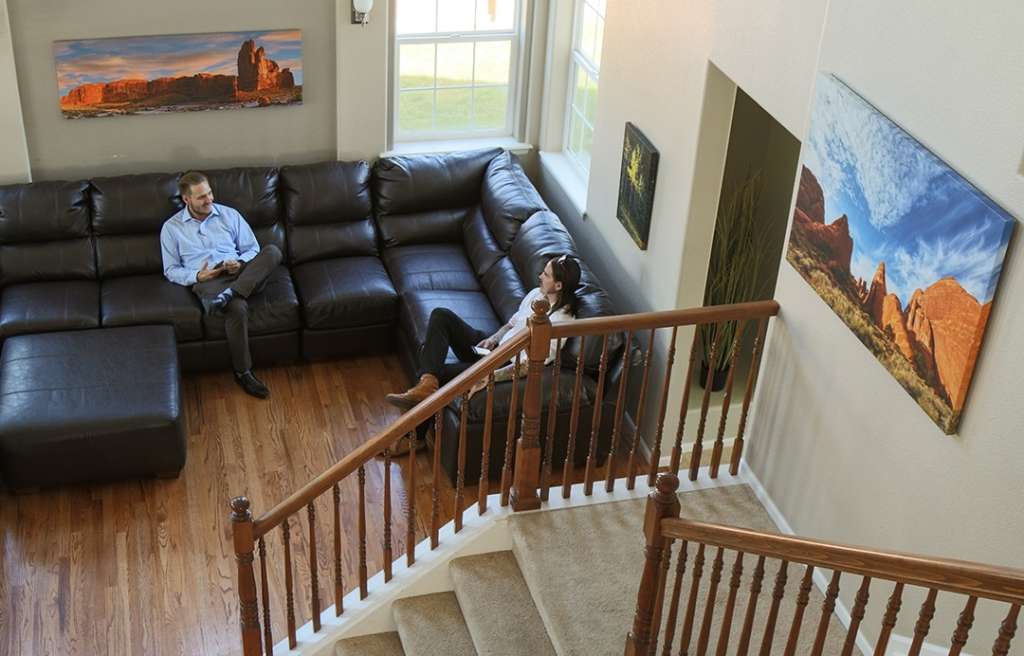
[385,373,440,410]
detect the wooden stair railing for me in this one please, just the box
[626,474,1024,656]
[228,299,780,655]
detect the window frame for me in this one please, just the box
[562,0,604,176]
[391,0,525,144]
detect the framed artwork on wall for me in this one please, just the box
[786,73,1016,434]
[616,122,660,250]
[55,30,303,119]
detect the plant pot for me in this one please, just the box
[698,361,729,392]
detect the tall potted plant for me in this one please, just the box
[700,170,769,389]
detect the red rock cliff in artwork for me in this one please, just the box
[792,167,854,277]
[237,40,295,92]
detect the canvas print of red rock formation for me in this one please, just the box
[786,74,1015,434]
[55,30,302,118]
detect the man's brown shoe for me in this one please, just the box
[385,373,439,410]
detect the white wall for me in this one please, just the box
[0,0,29,183]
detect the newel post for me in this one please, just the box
[624,473,680,656]
[230,496,263,656]
[511,298,551,511]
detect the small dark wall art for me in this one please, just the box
[616,122,660,250]
[55,29,303,119]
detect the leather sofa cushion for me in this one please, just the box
[0,280,100,338]
[462,206,504,277]
[0,237,97,286]
[204,167,286,257]
[374,148,500,216]
[481,257,527,323]
[292,257,398,329]
[384,244,480,295]
[0,180,91,243]
[202,265,301,338]
[377,207,469,248]
[90,172,182,235]
[100,274,203,342]
[96,233,163,278]
[481,151,548,250]
[282,161,378,263]
[448,365,596,423]
[399,289,501,352]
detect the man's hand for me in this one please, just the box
[223,260,242,275]
[477,336,499,350]
[196,261,225,282]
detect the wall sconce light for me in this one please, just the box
[352,0,374,25]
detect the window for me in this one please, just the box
[565,0,605,173]
[394,0,522,142]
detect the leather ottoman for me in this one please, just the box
[0,325,185,491]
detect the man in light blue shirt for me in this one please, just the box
[160,171,282,398]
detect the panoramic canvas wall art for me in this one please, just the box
[787,74,1015,434]
[55,30,303,118]
[616,122,660,250]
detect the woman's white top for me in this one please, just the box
[495,287,575,376]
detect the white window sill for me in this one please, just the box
[383,137,533,158]
[538,150,588,216]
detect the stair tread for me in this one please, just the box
[450,551,557,656]
[335,631,405,656]
[393,591,477,656]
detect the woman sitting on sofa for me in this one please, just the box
[386,254,582,410]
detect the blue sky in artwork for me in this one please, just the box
[54,30,303,94]
[801,74,1015,306]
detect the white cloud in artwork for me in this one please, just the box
[803,76,945,230]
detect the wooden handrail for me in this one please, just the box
[549,300,779,339]
[661,517,1024,605]
[252,331,531,537]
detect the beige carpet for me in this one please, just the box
[335,630,405,656]
[392,591,477,656]
[509,485,858,656]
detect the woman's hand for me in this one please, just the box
[477,336,499,350]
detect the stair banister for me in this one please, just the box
[511,298,553,510]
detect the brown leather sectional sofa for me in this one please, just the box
[0,148,638,486]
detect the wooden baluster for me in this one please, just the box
[584,334,610,495]
[670,329,700,475]
[757,560,789,656]
[562,337,587,498]
[709,320,747,478]
[307,502,321,632]
[405,433,416,567]
[992,604,1020,656]
[810,570,842,656]
[431,412,443,548]
[660,541,689,656]
[730,317,768,476]
[627,329,655,490]
[949,596,978,656]
[512,300,551,511]
[735,555,766,656]
[782,564,815,655]
[605,330,631,492]
[840,576,871,656]
[690,322,726,481]
[501,352,522,506]
[907,588,938,656]
[332,483,343,616]
[383,449,393,582]
[541,339,563,500]
[678,543,707,655]
[357,465,368,599]
[258,537,272,656]
[478,374,496,512]
[281,518,297,649]
[647,326,678,486]
[647,538,675,656]
[696,546,726,655]
[229,497,262,656]
[455,392,469,532]
[872,582,904,656]
[624,474,681,656]
[713,551,744,656]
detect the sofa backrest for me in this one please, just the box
[280,161,378,264]
[203,166,286,258]
[0,180,95,287]
[373,148,500,248]
[91,172,182,278]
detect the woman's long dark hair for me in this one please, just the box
[549,254,582,317]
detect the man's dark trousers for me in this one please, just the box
[191,245,282,372]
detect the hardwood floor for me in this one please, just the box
[0,354,469,656]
